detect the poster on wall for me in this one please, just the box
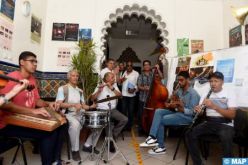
[190,52,214,68]
[31,15,42,43]
[191,40,204,54]
[229,25,242,47]
[65,23,79,41]
[175,56,191,74]
[79,28,92,40]
[0,15,13,51]
[216,59,235,83]
[177,38,189,56]
[57,48,71,67]
[52,23,65,41]
[245,24,248,45]
[0,0,15,20]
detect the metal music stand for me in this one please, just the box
[96,97,129,165]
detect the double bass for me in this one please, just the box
[142,67,169,133]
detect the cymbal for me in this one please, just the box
[96,96,122,103]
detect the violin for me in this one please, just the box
[0,70,35,91]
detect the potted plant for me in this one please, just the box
[71,39,98,103]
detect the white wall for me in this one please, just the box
[42,0,97,72]
[222,0,248,48]
[2,0,248,73]
[0,0,48,71]
[109,38,158,66]
[41,0,226,72]
[174,0,224,54]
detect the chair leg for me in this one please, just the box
[244,146,247,157]
[0,157,3,165]
[11,144,20,164]
[173,131,184,160]
[185,150,189,165]
[66,134,71,160]
[19,140,27,165]
[121,131,124,141]
[238,145,242,157]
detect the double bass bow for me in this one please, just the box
[142,66,169,133]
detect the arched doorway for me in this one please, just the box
[99,4,169,67]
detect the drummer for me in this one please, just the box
[56,69,99,161]
[91,72,128,153]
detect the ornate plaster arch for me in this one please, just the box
[99,3,169,64]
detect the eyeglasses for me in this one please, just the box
[178,78,185,82]
[24,59,38,64]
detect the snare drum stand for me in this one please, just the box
[96,100,129,165]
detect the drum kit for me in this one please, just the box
[82,95,129,165]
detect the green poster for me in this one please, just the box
[177,38,189,56]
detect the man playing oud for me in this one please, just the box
[140,71,200,155]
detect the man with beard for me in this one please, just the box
[139,71,200,155]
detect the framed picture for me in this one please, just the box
[65,23,79,41]
[52,23,65,41]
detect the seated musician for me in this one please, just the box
[0,51,66,165]
[186,71,237,165]
[91,72,128,153]
[140,71,200,155]
[56,69,99,161]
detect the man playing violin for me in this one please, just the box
[0,51,66,165]
[140,71,200,155]
[91,72,128,153]
[56,69,98,161]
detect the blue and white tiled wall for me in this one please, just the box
[0,61,67,98]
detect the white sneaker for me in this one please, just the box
[139,136,158,147]
[148,146,166,155]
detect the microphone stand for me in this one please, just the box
[96,96,129,165]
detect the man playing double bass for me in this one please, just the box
[140,71,200,155]
[137,60,166,135]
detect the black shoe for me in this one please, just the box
[72,151,81,161]
[82,145,100,154]
[110,141,116,153]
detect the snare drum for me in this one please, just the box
[83,111,108,128]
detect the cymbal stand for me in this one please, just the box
[96,100,129,165]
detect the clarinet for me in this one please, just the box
[189,89,212,128]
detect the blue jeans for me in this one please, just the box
[149,109,193,148]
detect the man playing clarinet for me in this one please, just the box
[186,71,237,165]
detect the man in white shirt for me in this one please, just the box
[186,71,237,165]
[121,61,139,130]
[100,59,114,79]
[56,70,99,161]
[91,72,128,153]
